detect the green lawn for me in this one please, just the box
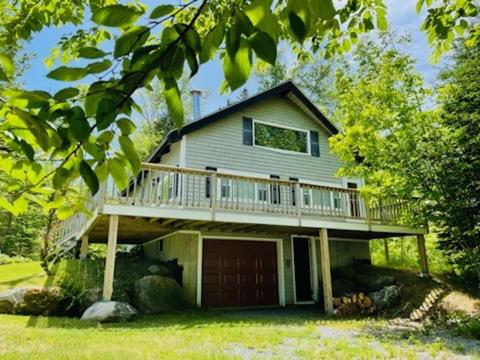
[1,311,479,359]
[0,262,47,291]
[1,262,479,359]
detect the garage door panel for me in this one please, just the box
[202,239,278,308]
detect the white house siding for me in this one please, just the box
[184,97,344,185]
[160,141,181,166]
[143,232,199,305]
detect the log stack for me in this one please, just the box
[333,292,376,316]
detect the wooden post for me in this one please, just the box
[416,234,429,276]
[103,215,119,301]
[79,235,89,260]
[319,228,333,315]
[383,238,390,264]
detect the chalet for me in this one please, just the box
[54,81,428,314]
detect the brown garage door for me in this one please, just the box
[202,239,278,308]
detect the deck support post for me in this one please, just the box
[103,215,119,301]
[416,234,429,276]
[79,235,89,260]
[319,228,333,315]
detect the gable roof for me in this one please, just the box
[147,80,339,163]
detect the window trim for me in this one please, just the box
[252,119,311,156]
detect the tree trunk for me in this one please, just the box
[40,209,56,275]
[383,239,390,264]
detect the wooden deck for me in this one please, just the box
[53,163,426,247]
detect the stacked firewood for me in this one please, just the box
[333,292,376,316]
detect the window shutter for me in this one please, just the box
[243,117,253,145]
[310,130,320,157]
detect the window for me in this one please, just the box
[257,183,268,202]
[254,121,309,154]
[157,239,164,253]
[205,167,217,198]
[303,191,311,206]
[270,175,281,204]
[221,179,231,198]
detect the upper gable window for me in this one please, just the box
[253,120,309,154]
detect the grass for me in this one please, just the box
[0,310,479,359]
[1,262,479,359]
[0,262,47,291]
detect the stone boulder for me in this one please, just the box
[357,275,395,292]
[0,286,64,315]
[148,264,170,276]
[134,275,184,314]
[369,285,401,311]
[81,301,137,322]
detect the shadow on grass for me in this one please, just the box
[0,273,45,289]
[23,307,361,330]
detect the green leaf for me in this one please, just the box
[57,205,75,220]
[376,6,388,31]
[249,30,276,65]
[96,97,117,130]
[13,195,28,214]
[161,46,184,79]
[245,0,272,26]
[116,118,136,135]
[416,0,424,14]
[185,47,199,77]
[0,198,18,216]
[150,4,175,19]
[52,167,72,189]
[17,139,35,161]
[223,39,251,91]
[0,54,15,75]
[313,0,335,21]
[86,59,112,74]
[119,135,140,174]
[80,160,99,195]
[288,11,307,43]
[47,66,87,81]
[92,5,143,27]
[54,87,80,101]
[114,26,150,58]
[0,68,8,82]
[83,139,105,161]
[109,157,129,190]
[184,28,202,52]
[226,25,241,59]
[85,81,109,116]
[97,130,114,144]
[66,106,91,141]
[95,162,109,182]
[163,77,184,128]
[199,22,225,63]
[78,47,108,59]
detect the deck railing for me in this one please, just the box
[103,163,415,225]
[54,163,418,246]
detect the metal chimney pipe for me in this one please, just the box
[191,89,201,121]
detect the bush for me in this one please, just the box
[455,319,480,340]
[49,255,174,316]
[0,253,33,265]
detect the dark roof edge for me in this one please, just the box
[147,81,339,163]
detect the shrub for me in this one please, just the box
[0,253,33,265]
[49,255,174,316]
[455,319,480,339]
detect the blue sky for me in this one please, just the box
[20,0,442,118]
